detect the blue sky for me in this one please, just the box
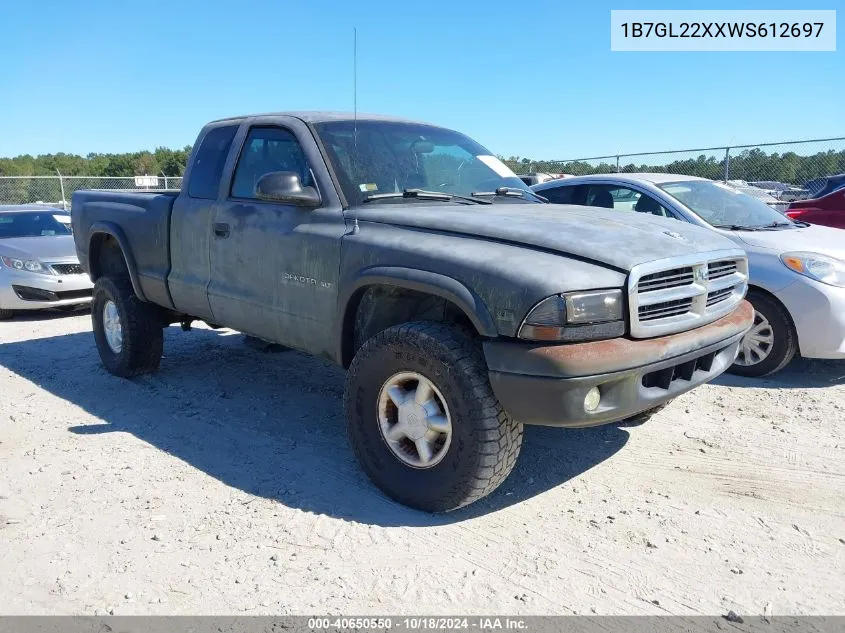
[1,0,842,161]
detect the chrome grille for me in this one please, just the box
[637,267,695,292]
[639,298,693,321]
[51,263,84,275]
[708,260,738,280]
[628,251,749,338]
[706,287,734,307]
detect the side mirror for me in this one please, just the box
[255,171,321,208]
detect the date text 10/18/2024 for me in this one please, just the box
[307,618,528,630]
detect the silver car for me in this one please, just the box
[0,205,93,319]
[532,174,845,377]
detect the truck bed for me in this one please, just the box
[71,189,179,309]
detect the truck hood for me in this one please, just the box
[0,235,79,261]
[355,203,738,271]
[735,224,845,259]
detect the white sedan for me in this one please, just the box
[532,174,845,377]
[0,205,93,319]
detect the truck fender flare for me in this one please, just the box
[87,222,147,302]
[337,266,499,362]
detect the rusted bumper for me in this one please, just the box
[484,300,754,427]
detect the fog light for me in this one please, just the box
[584,387,601,412]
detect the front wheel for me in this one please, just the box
[91,277,164,378]
[344,322,523,512]
[728,291,797,378]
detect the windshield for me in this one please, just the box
[313,120,530,206]
[0,212,72,238]
[659,180,794,228]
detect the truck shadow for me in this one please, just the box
[713,357,845,389]
[0,326,628,527]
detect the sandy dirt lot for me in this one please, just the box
[1,310,843,616]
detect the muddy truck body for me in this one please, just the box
[71,112,754,511]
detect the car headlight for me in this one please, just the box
[0,255,51,275]
[518,289,625,341]
[780,252,845,288]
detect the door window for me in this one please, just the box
[540,185,579,204]
[584,185,673,217]
[230,127,313,200]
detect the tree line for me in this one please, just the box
[0,147,192,178]
[501,147,845,186]
[2,145,843,187]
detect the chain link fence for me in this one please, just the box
[515,137,845,204]
[0,176,183,209]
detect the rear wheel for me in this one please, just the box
[91,277,164,378]
[344,321,523,512]
[728,291,797,377]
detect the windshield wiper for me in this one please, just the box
[362,189,491,205]
[760,221,795,230]
[471,187,548,203]
[712,223,767,231]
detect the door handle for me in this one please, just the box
[213,223,230,238]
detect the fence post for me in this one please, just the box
[723,147,731,183]
[55,169,67,209]
[616,155,620,173]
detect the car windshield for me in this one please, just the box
[0,211,72,238]
[313,120,531,206]
[659,180,795,229]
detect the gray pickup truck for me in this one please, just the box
[71,112,754,512]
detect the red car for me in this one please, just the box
[786,175,845,229]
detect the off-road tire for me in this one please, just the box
[344,321,523,512]
[91,277,163,378]
[0,308,14,320]
[727,291,797,378]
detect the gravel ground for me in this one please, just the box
[1,310,843,616]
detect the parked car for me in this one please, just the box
[748,181,810,202]
[726,180,790,213]
[532,174,845,377]
[0,205,93,319]
[786,175,845,229]
[802,174,845,198]
[71,112,753,512]
[518,172,570,186]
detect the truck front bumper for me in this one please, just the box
[484,300,754,428]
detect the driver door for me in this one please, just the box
[207,124,340,350]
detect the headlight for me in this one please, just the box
[0,255,50,275]
[780,252,845,288]
[518,289,625,341]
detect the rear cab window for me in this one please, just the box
[188,124,239,199]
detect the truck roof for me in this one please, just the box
[209,111,433,126]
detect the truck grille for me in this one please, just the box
[708,260,737,280]
[639,297,694,321]
[628,251,749,338]
[637,267,695,292]
[50,263,84,275]
[706,287,734,307]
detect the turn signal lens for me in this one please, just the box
[781,255,805,274]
